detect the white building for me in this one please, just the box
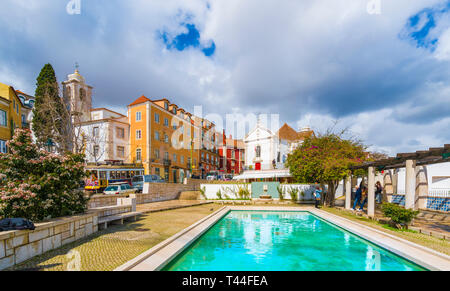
[77,109,130,163]
[62,69,131,164]
[243,122,314,171]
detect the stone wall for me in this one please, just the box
[185,179,210,189]
[88,193,129,209]
[143,182,199,199]
[87,181,205,209]
[88,205,132,218]
[0,212,98,270]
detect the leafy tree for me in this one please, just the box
[32,64,71,152]
[286,132,368,206]
[0,129,88,221]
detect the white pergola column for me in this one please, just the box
[345,175,352,209]
[367,166,375,217]
[405,159,417,209]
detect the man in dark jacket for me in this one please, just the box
[352,186,362,211]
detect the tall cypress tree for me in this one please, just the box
[32,64,66,150]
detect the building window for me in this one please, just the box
[173,108,176,114]
[0,110,7,127]
[181,156,184,164]
[136,149,142,161]
[136,130,142,140]
[0,140,7,153]
[155,168,160,176]
[117,146,125,158]
[136,111,142,121]
[173,154,177,163]
[164,152,169,160]
[93,145,99,157]
[164,118,169,127]
[172,124,177,130]
[164,102,169,110]
[154,131,160,141]
[116,127,125,139]
[256,145,261,158]
[164,134,169,143]
[155,113,160,123]
[154,149,160,159]
[93,127,99,137]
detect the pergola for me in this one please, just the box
[344,144,450,217]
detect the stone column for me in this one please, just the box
[415,165,428,210]
[383,170,393,203]
[392,169,398,195]
[405,160,417,209]
[345,176,352,209]
[367,166,375,217]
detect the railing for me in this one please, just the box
[428,189,450,198]
[163,159,171,167]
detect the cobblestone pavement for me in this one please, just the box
[8,203,222,271]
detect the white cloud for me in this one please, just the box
[0,0,449,156]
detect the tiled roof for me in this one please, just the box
[297,130,315,140]
[277,123,300,141]
[277,123,315,141]
[129,95,150,106]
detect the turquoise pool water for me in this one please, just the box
[163,211,426,271]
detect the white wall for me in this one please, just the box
[395,162,450,193]
[200,183,316,201]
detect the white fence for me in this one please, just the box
[428,189,450,198]
[199,183,316,201]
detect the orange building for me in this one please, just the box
[128,96,212,182]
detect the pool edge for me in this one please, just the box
[118,206,450,271]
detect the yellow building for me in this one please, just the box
[0,82,23,153]
[128,96,213,182]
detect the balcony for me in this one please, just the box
[163,159,171,167]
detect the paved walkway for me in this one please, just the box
[8,202,219,271]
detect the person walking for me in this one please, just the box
[314,186,322,208]
[358,186,368,211]
[352,185,361,211]
[375,181,383,204]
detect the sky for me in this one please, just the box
[0,0,449,156]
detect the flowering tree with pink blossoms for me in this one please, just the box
[286,133,368,206]
[0,129,88,221]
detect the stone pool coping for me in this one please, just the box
[116,206,450,271]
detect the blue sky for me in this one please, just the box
[161,23,216,57]
[0,0,449,155]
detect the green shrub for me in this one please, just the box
[287,187,299,202]
[381,203,419,226]
[216,189,223,200]
[277,185,285,201]
[199,187,207,200]
[237,185,250,200]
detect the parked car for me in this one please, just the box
[132,175,164,193]
[224,174,233,181]
[103,182,137,195]
[206,171,220,181]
